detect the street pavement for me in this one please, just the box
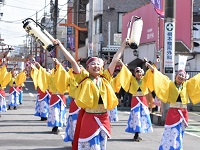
[0,80,200,150]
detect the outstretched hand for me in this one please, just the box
[52,58,60,65]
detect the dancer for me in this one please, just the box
[52,39,127,149]
[0,60,12,116]
[146,62,200,150]
[117,63,153,142]
[37,58,70,134]
[31,64,51,121]
[8,67,26,110]
[64,67,81,143]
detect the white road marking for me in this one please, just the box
[185,131,200,138]
[29,93,34,97]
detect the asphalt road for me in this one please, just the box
[0,80,200,150]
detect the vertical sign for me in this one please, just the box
[164,22,175,73]
[87,43,93,57]
[67,27,72,48]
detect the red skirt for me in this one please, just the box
[50,94,66,107]
[131,96,148,108]
[165,108,188,126]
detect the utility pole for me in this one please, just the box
[53,0,58,58]
[87,0,93,57]
[35,11,38,61]
[53,0,58,39]
[162,0,176,124]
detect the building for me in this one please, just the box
[122,0,200,76]
[69,0,149,63]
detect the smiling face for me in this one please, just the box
[175,71,186,85]
[134,67,144,80]
[134,70,143,80]
[86,57,104,78]
[87,61,102,78]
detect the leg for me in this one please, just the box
[52,126,59,134]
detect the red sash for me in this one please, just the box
[38,88,48,100]
[69,99,79,113]
[72,109,85,150]
[165,108,188,126]
[131,96,148,108]
[79,112,110,139]
[9,87,20,94]
[72,110,110,149]
[0,89,5,97]
[50,94,66,106]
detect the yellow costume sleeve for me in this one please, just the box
[16,71,26,86]
[100,78,119,110]
[101,69,112,82]
[73,69,89,84]
[68,68,74,77]
[0,65,7,84]
[117,65,132,92]
[1,72,12,88]
[30,67,39,90]
[186,73,200,104]
[144,69,154,92]
[37,67,49,93]
[54,64,70,94]
[153,69,170,103]
[68,78,78,98]
[110,75,121,93]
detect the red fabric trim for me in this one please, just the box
[50,94,66,106]
[0,89,5,97]
[131,96,148,108]
[38,88,48,99]
[165,108,188,125]
[69,99,79,113]
[79,77,88,84]
[79,112,110,138]
[72,109,85,150]
[9,87,20,94]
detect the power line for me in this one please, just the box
[1,3,50,23]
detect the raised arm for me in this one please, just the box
[108,39,127,75]
[52,39,80,74]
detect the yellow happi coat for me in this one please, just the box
[36,64,70,95]
[9,71,26,87]
[0,65,12,89]
[116,65,152,95]
[73,69,119,110]
[150,68,200,105]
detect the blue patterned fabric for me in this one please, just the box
[34,94,50,118]
[47,100,67,127]
[159,122,185,150]
[78,130,108,150]
[108,107,118,122]
[125,102,153,133]
[8,91,19,107]
[64,111,79,142]
[0,96,7,112]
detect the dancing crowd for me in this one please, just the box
[1,39,200,150]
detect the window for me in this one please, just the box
[94,16,102,34]
[118,12,125,33]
